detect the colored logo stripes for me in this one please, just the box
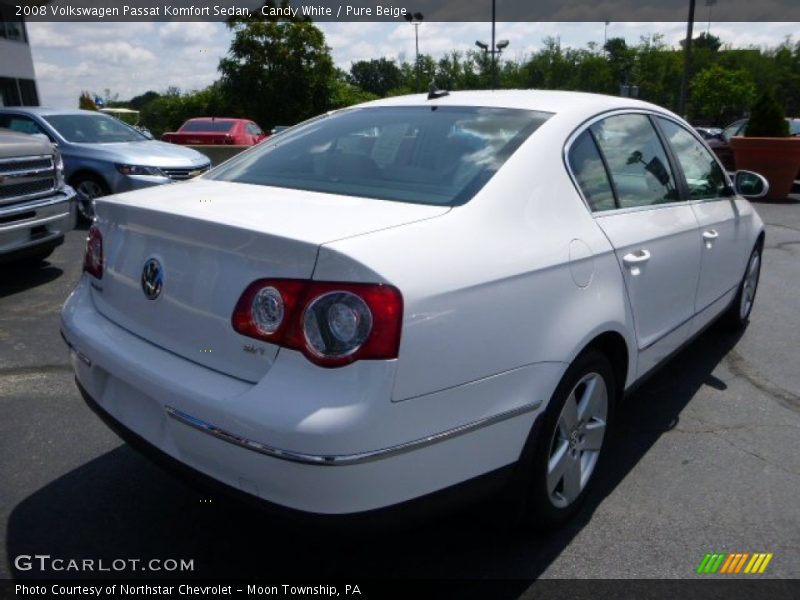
[697,552,773,574]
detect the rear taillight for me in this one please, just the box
[83,224,103,279]
[232,279,403,368]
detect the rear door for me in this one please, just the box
[568,112,702,377]
[655,117,747,323]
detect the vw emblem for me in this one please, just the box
[141,258,163,300]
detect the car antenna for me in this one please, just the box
[428,82,449,100]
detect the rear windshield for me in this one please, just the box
[207,106,551,206]
[181,120,235,133]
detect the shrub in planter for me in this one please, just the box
[731,89,800,201]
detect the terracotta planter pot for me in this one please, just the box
[730,137,800,201]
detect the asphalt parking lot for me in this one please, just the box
[1,198,799,583]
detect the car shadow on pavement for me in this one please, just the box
[0,263,63,298]
[5,324,743,587]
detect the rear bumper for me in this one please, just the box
[76,378,522,524]
[61,277,560,514]
[0,188,76,260]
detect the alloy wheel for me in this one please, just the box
[739,250,761,321]
[546,372,608,508]
[75,180,105,220]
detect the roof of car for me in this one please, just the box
[0,107,103,116]
[360,90,672,120]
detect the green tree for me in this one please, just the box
[745,89,790,137]
[129,90,161,110]
[330,77,379,109]
[219,1,336,128]
[348,58,402,97]
[691,65,756,125]
[78,91,97,110]
[633,35,682,110]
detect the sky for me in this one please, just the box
[26,21,800,108]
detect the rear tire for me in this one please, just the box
[724,245,762,330]
[518,350,616,531]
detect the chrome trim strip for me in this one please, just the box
[0,211,71,232]
[0,154,52,165]
[165,400,542,466]
[0,167,54,179]
[0,190,74,216]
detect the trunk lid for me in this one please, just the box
[91,180,448,382]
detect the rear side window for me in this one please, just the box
[568,130,616,212]
[591,114,680,209]
[208,106,552,206]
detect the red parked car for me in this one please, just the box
[162,118,267,146]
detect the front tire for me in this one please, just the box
[724,245,762,330]
[72,174,109,222]
[519,350,615,530]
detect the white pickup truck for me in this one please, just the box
[0,129,76,265]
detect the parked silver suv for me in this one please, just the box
[0,129,76,265]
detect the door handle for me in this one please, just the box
[622,249,651,265]
[702,229,719,241]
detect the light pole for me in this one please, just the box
[678,0,696,117]
[475,0,508,89]
[404,11,424,92]
[475,40,509,89]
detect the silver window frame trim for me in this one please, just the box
[165,400,542,466]
[562,108,736,218]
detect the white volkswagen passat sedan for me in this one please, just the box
[61,91,766,528]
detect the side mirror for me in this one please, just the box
[31,133,50,142]
[733,170,769,199]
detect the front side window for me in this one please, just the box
[657,117,730,200]
[591,114,679,209]
[43,114,147,143]
[208,106,552,206]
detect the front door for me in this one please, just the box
[654,117,747,320]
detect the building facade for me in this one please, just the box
[0,2,40,106]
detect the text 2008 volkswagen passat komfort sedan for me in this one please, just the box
[61,91,766,528]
